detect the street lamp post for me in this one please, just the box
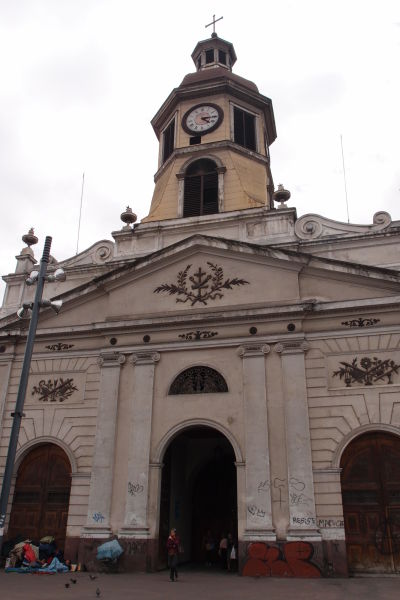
[0,236,63,557]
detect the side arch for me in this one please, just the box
[332,423,400,469]
[177,153,225,175]
[153,418,244,464]
[14,436,77,475]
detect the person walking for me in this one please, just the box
[167,528,180,582]
[218,533,228,569]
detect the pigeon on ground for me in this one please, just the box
[89,575,97,580]
[96,588,101,597]
[70,578,77,584]
[65,583,70,588]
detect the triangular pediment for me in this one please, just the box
[3,235,400,332]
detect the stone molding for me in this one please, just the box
[294,210,391,241]
[274,340,310,355]
[97,351,126,368]
[130,351,161,366]
[238,344,271,357]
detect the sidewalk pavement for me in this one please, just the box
[0,568,398,600]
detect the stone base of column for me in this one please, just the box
[81,525,113,538]
[118,526,150,539]
[287,527,322,541]
[243,528,276,542]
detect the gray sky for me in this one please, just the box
[1,0,399,300]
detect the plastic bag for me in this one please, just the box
[96,539,124,562]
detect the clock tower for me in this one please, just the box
[142,33,277,222]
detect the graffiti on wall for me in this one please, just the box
[243,541,321,578]
[128,482,144,496]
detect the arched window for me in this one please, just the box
[169,366,228,394]
[183,159,218,217]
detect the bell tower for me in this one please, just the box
[142,32,277,223]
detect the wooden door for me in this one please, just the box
[7,444,71,550]
[341,433,400,573]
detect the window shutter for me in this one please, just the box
[202,172,218,214]
[162,119,175,163]
[183,176,201,217]
[244,112,256,150]
[234,107,256,151]
[234,107,245,147]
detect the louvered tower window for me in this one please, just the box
[162,118,175,163]
[234,106,256,151]
[183,159,219,217]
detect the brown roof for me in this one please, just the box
[180,67,259,93]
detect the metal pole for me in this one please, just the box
[0,236,52,557]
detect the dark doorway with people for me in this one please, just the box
[158,426,237,570]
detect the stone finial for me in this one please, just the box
[273,184,291,209]
[22,228,38,248]
[120,206,137,230]
[16,228,38,273]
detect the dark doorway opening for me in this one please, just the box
[7,444,71,551]
[341,432,400,574]
[158,426,237,568]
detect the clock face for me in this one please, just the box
[182,103,223,135]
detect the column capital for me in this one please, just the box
[274,340,310,355]
[149,462,163,470]
[97,351,126,367]
[130,351,161,366]
[238,344,271,358]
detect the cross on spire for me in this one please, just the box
[205,14,223,36]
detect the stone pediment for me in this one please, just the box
[2,235,400,333]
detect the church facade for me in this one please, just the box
[1,33,400,576]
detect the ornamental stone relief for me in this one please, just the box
[32,377,78,402]
[341,317,380,328]
[28,372,86,404]
[333,356,400,387]
[154,262,249,306]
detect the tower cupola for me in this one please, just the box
[191,34,237,72]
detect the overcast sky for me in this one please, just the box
[0,0,399,300]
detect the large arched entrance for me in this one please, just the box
[158,426,237,568]
[7,444,71,550]
[341,432,400,573]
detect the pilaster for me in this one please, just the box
[119,351,160,538]
[82,351,125,537]
[238,344,275,541]
[274,340,321,540]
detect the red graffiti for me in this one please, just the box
[243,541,321,578]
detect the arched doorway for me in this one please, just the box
[7,444,71,550]
[158,426,237,568]
[341,432,400,573]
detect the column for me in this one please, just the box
[83,351,125,537]
[274,340,321,540]
[216,166,226,212]
[238,344,275,541]
[119,351,160,538]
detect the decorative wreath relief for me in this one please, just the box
[32,378,78,402]
[154,263,249,306]
[333,357,400,387]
